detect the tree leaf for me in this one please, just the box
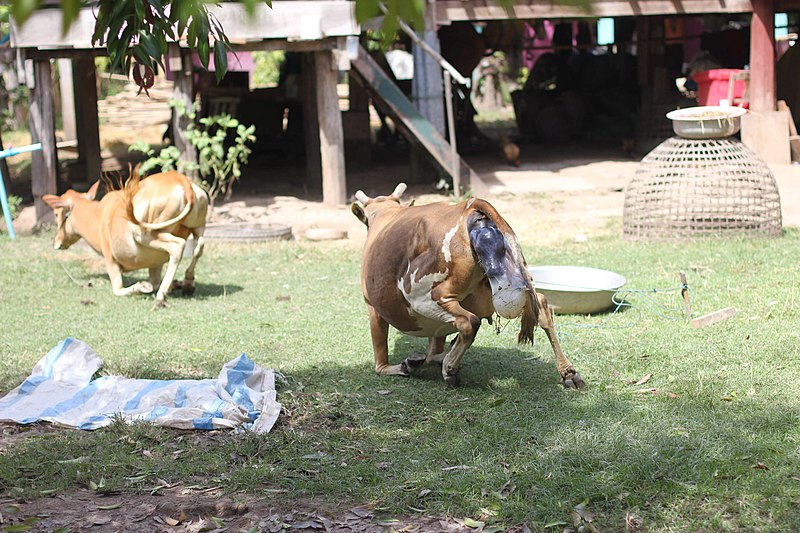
[10,0,43,26]
[462,517,485,528]
[60,0,81,35]
[213,40,228,83]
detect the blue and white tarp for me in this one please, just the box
[0,338,281,433]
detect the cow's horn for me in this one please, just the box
[391,183,407,199]
[355,190,370,204]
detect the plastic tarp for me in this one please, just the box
[0,338,281,433]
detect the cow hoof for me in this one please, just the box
[136,281,154,294]
[152,299,167,310]
[403,353,426,372]
[181,283,196,296]
[444,373,461,388]
[562,371,586,390]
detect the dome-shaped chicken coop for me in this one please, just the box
[623,108,782,241]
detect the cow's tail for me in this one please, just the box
[518,289,538,345]
[467,199,539,344]
[123,166,143,223]
[124,167,195,229]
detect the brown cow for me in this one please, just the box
[42,170,208,307]
[352,183,584,388]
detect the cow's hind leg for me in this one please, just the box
[368,305,409,377]
[403,336,446,372]
[438,302,481,387]
[178,231,205,296]
[149,266,162,291]
[143,232,187,307]
[536,292,585,389]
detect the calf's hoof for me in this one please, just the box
[152,299,168,310]
[562,370,586,390]
[135,281,154,294]
[403,353,426,372]
[181,283,196,296]
[443,372,461,388]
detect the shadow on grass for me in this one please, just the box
[2,341,797,531]
[263,345,800,530]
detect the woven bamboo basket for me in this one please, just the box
[623,137,782,240]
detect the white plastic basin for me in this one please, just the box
[529,266,627,315]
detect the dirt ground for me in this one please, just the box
[205,142,800,248]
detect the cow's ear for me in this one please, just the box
[351,202,368,226]
[42,194,65,209]
[85,180,101,200]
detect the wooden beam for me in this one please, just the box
[29,58,58,223]
[302,53,322,188]
[314,50,346,206]
[11,3,359,49]
[169,46,197,173]
[73,55,102,183]
[434,0,754,20]
[749,0,776,112]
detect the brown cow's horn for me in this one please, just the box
[391,183,407,199]
[355,190,370,204]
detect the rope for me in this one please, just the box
[553,284,693,334]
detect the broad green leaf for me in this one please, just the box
[213,40,228,83]
[10,0,42,26]
[197,34,210,69]
[354,0,380,23]
[60,0,81,35]
[138,30,162,61]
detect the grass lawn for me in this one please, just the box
[0,225,799,531]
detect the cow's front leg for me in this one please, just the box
[438,301,481,387]
[105,260,153,296]
[368,305,409,377]
[403,336,446,372]
[536,292,585,389]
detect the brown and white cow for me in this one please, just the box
[352,183,584,388]
[42,170,208,307]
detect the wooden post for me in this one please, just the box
[679,271,692,319]
[301,53,322,188]
[57,58,76,140]
[314,50,346,206]
[169,46,196,171]
[29,58,58,223]
[73,55,102,183]
[411,13,444,135]
[750,0,776,112]
[411,4,445,186]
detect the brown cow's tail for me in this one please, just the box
[123,165,144,223]
[128,168,196,230]
[518,289,539,345]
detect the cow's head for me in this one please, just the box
[41,181,100,250]
[351,183,411,228]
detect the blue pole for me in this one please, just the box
[0,143,43,241]
[0,166,15,240]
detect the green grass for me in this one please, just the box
[1,229,800,531]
